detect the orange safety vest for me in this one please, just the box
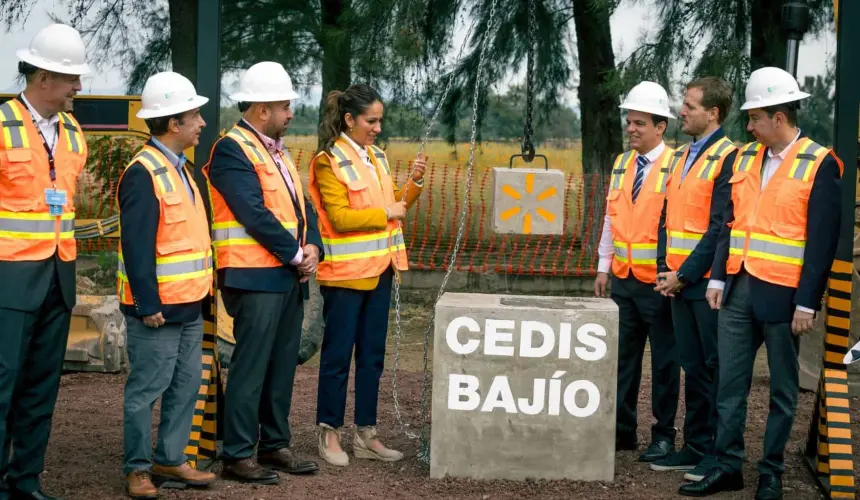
[0,98,86,262]
[116,145,212,305]
[606,147,674,284]
[665,137,737,277]
[725,138,843,288]
[307,138,407,281]
[203,126,307,269]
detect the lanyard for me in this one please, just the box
[27,111,58,188]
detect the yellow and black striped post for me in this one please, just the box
[186,295,222,470]
[803,1,859,498]
[804,260,855,498]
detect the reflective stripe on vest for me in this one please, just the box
[610,151,635,190]
[211,220,298,247]
[0,211,75,239]
[118,251,213,284]
[729,230,805,266]
[667,231,702,257]
[58,113,84,154]
[695,137,734,181]
[228,128,267,164]
[322,228,406,262]
[330,144,362,182]
[612,241,658,265]
[369,145,392,176]
[734,143,764,172]
[0,101,30,149]
[787,140,828,181]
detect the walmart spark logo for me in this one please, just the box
[499,173,558,234]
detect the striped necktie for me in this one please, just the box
[631,155,648,203]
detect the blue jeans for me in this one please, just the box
[316,269,393,428]
[122,314,203,476]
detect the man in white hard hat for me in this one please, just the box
[117,71,216,498]
[650,77,738,481]
[680,67,843,499]
[0,24,89,500]
[593,81,680,464]
[202,61,323,484]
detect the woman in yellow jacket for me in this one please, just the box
[307,84,426,466]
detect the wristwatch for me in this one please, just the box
[677,272,689,285]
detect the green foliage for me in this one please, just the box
[797,70,836,146]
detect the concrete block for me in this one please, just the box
[430,293,619,481]
[492,167,565,235]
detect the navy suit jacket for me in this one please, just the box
[657,128,738,300]
[206,121,324,297]
[117,139,202,323]
[710,134,842,323]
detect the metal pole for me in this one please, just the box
[781,0,810,76]
[832,0,859,265]
[193,0,222,214]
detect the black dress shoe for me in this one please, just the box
[221,458,279,485]
[258,447,319,474]
[638,440,673,462]
[9,489,63,500]
[755,474,783,500]
[679,468,744,497]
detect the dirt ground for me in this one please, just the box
[40,293,859,499]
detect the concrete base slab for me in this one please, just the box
[492,168,565,235]
[430,293,619,481]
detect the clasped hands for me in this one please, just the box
[298,244,320,283]
[653,271,684,297]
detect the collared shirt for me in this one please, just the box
[681,127,720,180]
[597,142,666,273]
[150,137,194,201]
[242,119,299,201]
[19,93,59,152]
[706,128,811,313]
[240,119,302,265]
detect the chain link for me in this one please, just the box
[388,20,477,442]
[522,0,537,161]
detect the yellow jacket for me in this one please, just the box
[312,153,424,290]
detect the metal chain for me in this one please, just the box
[522,0,537,161]
[388,19,478,442]
[415,0,499,464]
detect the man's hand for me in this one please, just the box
[298,244,320,275]
[792,309,815,336]
[143,312,165,328]
[412,154,428,182]
[386,201,407,220]
[706,288,723,310]
[654,271,683,297]
[594,272,609,298]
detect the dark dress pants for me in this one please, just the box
[612,274,680,444]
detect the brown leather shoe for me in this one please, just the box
[221,458,279,485]
[126,470,158,499]
[152,462,216,488]
[258,447,319,474]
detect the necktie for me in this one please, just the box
[631,155,647,203]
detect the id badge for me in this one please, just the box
[45,188,67,216]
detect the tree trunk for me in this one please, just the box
[572,0,622,256]
[750,0,787,71]
[318,0,352,151]
[170,0,199,83]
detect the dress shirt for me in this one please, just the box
[20,93,59,152]
[240,119,303,265]
[681,127,719,180]
[339,132,425,188]
[706,129,812,313]
[150,137,194,201]
[597,142,666,273]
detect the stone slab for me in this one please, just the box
[492,167,565,235]
[430,293,619,481]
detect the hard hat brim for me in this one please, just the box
[136,95,210,119]
[228,90,300,103]
[739,91,811,110]
[619,103,676,119]
[16,48,90,76]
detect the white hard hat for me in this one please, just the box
[229,61,299,102]
[740,66,810,110]
[137,71,209,119]
[619,81,675,119]
[16,23,90,75]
